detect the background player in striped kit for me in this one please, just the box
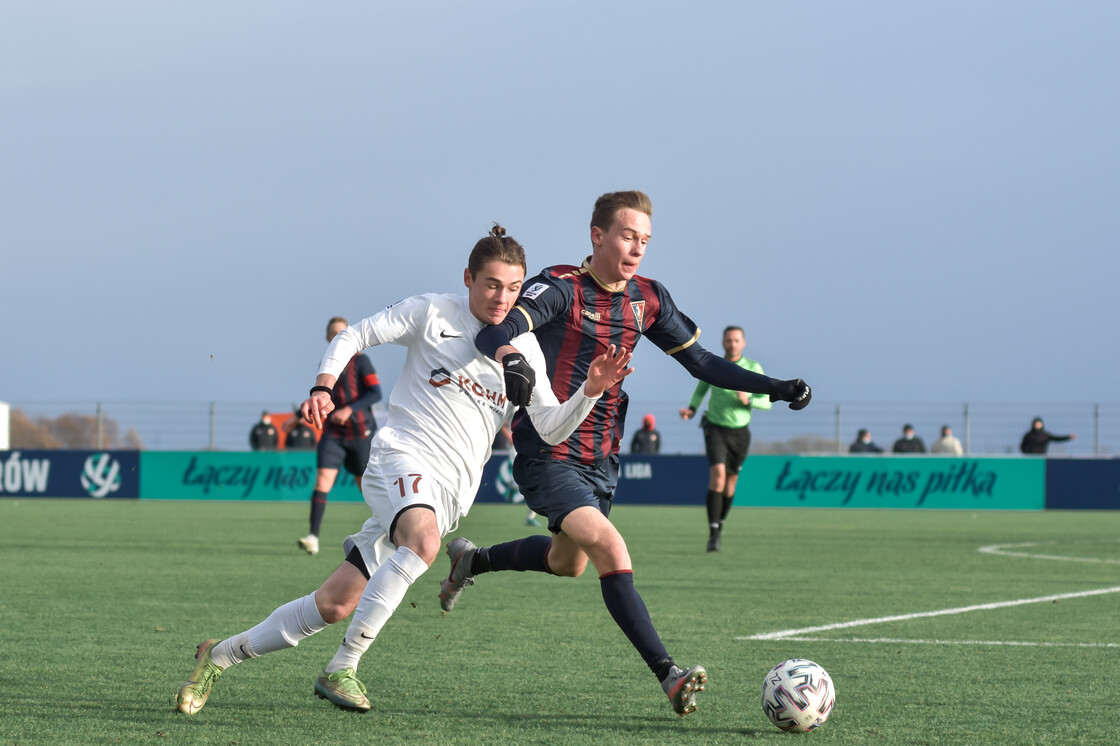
[298,316,382,556]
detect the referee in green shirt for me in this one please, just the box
[680,326,771,552]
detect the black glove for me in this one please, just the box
[502,352,535,407]
[771,378,812,411]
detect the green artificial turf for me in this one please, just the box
[1,499,1117,744]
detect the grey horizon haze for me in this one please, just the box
[2,2,1116,450]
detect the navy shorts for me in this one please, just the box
[316,432,372,478]
[703,422,752,474]
[513,454,619,534]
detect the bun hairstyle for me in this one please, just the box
[467,223,526,278]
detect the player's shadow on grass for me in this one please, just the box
[395,702,774,738]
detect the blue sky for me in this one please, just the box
[2,2,1116,439]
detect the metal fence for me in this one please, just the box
[7,399,1118,457]
[637,400,1118,457]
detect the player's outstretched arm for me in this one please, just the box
[672,344,812,411]
[302,314,392,428]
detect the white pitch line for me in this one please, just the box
[978,542,1120,564]
[763,636,1120,649]
[739,586,1120,641]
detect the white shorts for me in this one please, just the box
[343,444,465,578]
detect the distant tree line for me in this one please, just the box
[9,409,144,449]
[752,435,839,455]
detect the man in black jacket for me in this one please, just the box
[1020,417,1076,454]
[892,424,926,454]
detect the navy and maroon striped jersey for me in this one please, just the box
[508,258,700,464]
[325,354,382,440]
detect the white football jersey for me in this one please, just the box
[318,293,598,504]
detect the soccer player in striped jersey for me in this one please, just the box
[441,191,812,717]
[176,226,633,715]
[298,316,383,557]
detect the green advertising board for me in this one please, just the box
[140,452,364,502]
[740,456,1045,510]
[137,452,1046,510]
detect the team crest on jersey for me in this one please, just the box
[522,282,550,299]
[630,301,646,330]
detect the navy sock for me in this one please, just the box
[600,570,671,678]
[473,535,552,574]
[309,490,328,535]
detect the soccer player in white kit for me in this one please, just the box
[176,226,633,714]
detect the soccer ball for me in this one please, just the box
[760,658,835,732]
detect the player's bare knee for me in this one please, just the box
[549,555,587,577]
[390,505,440,564]
[406,533,442,566]
[587,542,630,574]
[315,593,358,624]
[320,601,351,625]
[393,529,442,566]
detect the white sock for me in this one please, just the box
[325,546,428,674]
[210,592,327,669]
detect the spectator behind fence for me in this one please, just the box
[930,425,963,455]
[630,414,662,455]
[1020,417,1076,454]
[286,411,318,450]
[892,423,926,454]
[249,412,278,451]
[849,428,883,453]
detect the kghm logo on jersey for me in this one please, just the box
[81,453,122,498]
[429,367,454,388]
[429,368,508,412]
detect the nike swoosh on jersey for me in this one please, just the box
[440,330,462,338]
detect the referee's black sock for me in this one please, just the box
[705,490,722,530]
